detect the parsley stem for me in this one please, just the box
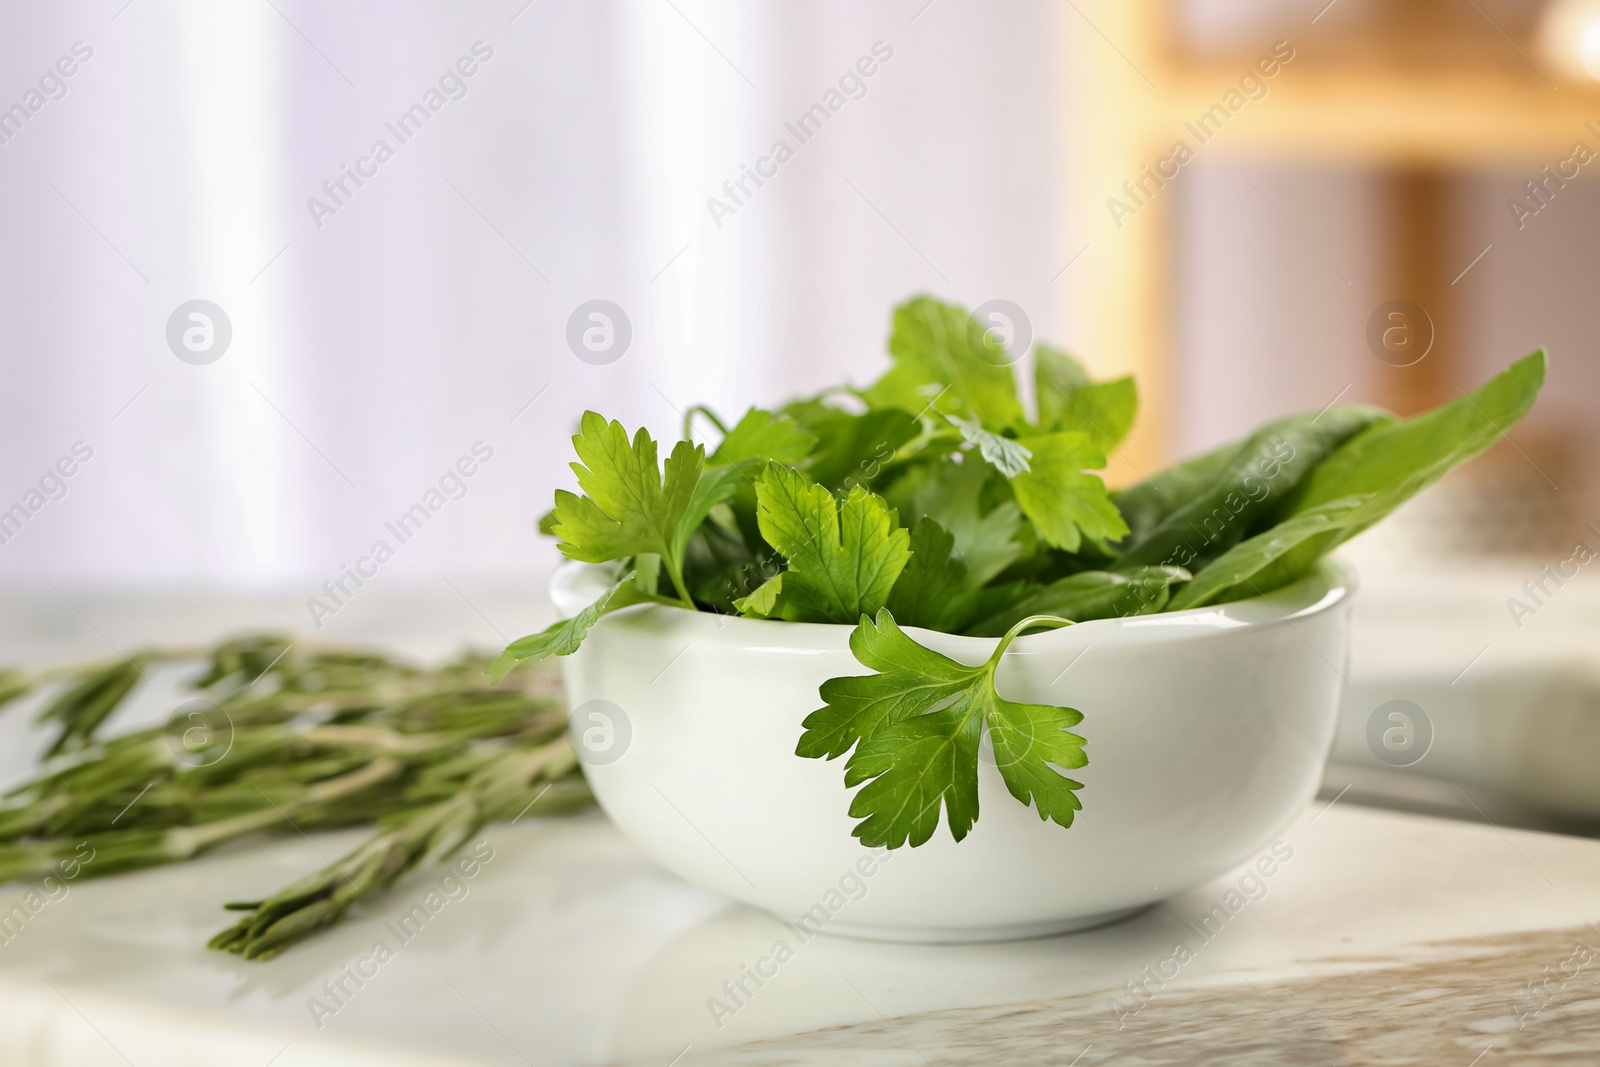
[664,560,696,610]
[682,404,729,440]
[989,614,1074,665]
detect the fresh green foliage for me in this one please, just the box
[505,294,1546,850]
[746,462,912,623]
[949,415,1033,478]
[890,459,1026,589]
[886,520,978,633]
[862,295,1026,428]
[0,637,588,959]
[710,406,818,467]
[488,575,671,682]
[1170,350,1546,608]
[0,295,1542,966]
[799,611,1084,848]
[549,412,715,605]
[965,565,1189,637]
[1165,496,1369,610]
[1113,406,1389,572]
[1034,344,1138,452]
[1010,432,1127,551]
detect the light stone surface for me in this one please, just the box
[4,566,1600,1064]
[1,802,1598,1065]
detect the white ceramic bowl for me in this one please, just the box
[556,559,1354,942]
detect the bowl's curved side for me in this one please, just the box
[559,561,1353,939]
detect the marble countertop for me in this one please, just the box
[5,562,1600,1064]
[2,800,1598,1066]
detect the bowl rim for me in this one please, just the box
[552,557,1357,656]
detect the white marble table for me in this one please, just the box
[2,800,1598,1066]
[6,563,1600,1064]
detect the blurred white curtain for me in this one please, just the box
[0,0,1069,589]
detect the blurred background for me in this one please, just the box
[1,0,1598,824]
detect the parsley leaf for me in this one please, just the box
[886,519,976,632]
[799,610,1085,848]
[710,407,817,467]
[1034,344,1138,451]
[751,463,912,623]
[896,460,1026,588]
[1009,432,1128,551]
[861,296,1026,428]
[950,415,1032,478]
[487,576,671,680]
[550,412,734,606]
[732,572,785,617]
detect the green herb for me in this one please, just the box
[0,637,589,959]
[1009,431,1128,552]
[503,293,1546,851]
[1033,344,1138,452]
[0,295,1551,965]
[740,462,912,623]
[800,611,1084,848]
[550,412,728,608]
[1113,406,1389,572]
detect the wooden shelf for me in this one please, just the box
[1152,69,1600,164]
[1067,0,1590,467]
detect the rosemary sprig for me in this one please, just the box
[0,635,591,959]
[210,738,589,960]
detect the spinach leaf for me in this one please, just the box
[1184,350,1547,605]
[1165,497,1370,610]
[965,565,1189,636]
[1113,406,1389,572]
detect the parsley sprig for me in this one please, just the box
[801,611,1084,849]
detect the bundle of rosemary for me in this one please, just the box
[0,635,589,959]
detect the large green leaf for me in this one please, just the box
[1213,350,1547,600]
[1113,406,1389,572]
